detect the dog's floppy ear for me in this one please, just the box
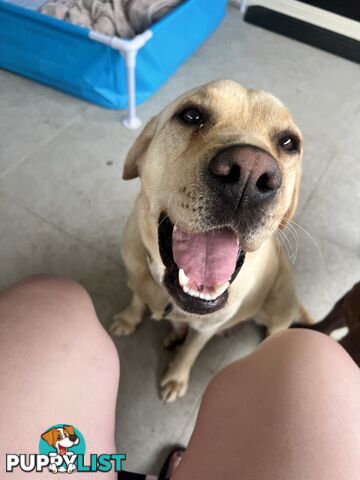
[279,166,301,230]
[123,116,158,180]
[41,428,57,446]
[63,425,75,436]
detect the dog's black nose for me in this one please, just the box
[209,145,282,207]
[69,435,77,442]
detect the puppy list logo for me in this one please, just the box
[39,424,84,474]
[6,424,126,474]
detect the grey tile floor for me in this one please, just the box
[1,8,359,475]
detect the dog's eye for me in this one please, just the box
[178,107,203,125]
[278,135,298,153]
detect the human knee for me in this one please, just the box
[12,274,95,320]
[23,276,119,364]
[12,274,90,302]
[261,328,355,372]
[1,275,120,380]
[246,329,359,389]
[204,329,357,408]
[35,276,119,371]
[3,274,101,339]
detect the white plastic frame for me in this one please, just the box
[89,29,153,129]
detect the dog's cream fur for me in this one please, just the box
[111,80,313,402]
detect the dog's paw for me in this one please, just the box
[160,368,189,403]
[110,313,137,336]
[160,378,188,403]
[48,463,58,474]
[67,464,76,474]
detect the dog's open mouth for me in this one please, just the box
[59,446,67,456]
[158,213,245,315]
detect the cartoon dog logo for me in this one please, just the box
[41,425,79,473]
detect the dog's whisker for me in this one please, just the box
[117,80,308,402]
[266,230,282,275]
[158,212,171,228]
[285,232,296,262]
[279,220,300,263]
[166,192,175,209]
[277,225,291,257]
[198,130,212,146]
[282,226,297,262]
[158,195,178,225]
[283,217,326,271]
[285,221,300,262]
[277,227,294,262]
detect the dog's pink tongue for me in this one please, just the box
[172,227,238,286]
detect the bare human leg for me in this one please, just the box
[0,275,120,479]
[172,329,360,480]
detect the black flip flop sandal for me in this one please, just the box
[158,446,186,480]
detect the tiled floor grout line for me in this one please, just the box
[293,98,359,219]
[282,220,358,271]
[296,137,360,256]
[174,400,200,445]
[0,108,89,179]
[297,146,338,217]
[174,332,249,443]
[1,148,357,286]
[176,324,271,446]
[173,344,227,443]
[1,13,359,473]
[307,230,359,257]
[0,189,122,267]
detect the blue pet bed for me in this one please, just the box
[0,0,227,127]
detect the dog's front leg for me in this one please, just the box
[160,327,216,403]
[48,453,58,474]
[163,320,188,350]
[111,268,169,336]
[261,248,315,335]
[111,293,146,336]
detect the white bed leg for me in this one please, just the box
[122,49,141,129]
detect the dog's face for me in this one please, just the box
[124,80,302,315]
[41,425,79,455]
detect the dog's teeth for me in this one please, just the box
[182,282,229,300]
[215,282,230,297]
[186,289,198,298]
[178,268,190,287]
[173,225,177,232]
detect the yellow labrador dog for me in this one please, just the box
[111,80,313,402]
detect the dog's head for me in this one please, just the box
[124,80,302,315]
[41,425,79,455]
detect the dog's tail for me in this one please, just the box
[291,282,360,366]
[291,304,346,335]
